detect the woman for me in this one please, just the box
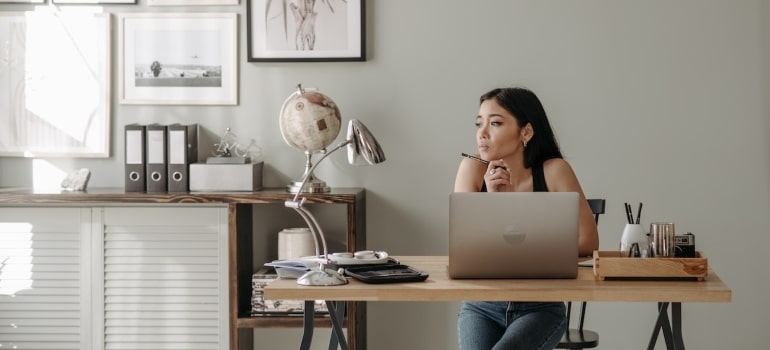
[454,87,599,350]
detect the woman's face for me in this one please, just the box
[476,98,524,160]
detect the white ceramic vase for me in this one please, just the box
[619,223,648,257]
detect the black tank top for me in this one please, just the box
[480,162,548,192]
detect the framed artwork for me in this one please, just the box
[247,0,365,62]
[0,0,43,3]
[53,0,136,4]
[147,0,237,6]
[118,13,238,105]
[0,12,111,158]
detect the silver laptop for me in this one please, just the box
[448,192,580,279]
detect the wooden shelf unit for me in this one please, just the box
[0,187,367,350]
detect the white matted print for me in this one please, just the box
[0,12,111,158]
[247,0,365,62]
[53,0,135,4]
[119,13,238,105]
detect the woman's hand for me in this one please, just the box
[483,159,510,192]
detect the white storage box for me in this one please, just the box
[189,162,263,191]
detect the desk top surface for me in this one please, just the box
[264,256,732,303]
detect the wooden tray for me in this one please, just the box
[593,251,708,280]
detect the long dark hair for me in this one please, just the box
[479,87,563,168]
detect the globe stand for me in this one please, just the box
[287,151,330,193]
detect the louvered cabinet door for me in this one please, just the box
[0,207,92,350]
[100,206,229,350]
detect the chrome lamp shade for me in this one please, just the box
[347,119,386,166]
[284,119,385,286]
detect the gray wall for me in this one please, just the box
[1,1,768,349]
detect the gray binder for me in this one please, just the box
[124,124,146,192]
[145,124,168,192]
[167,124,198,192]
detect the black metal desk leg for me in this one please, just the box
[672,302,685,349]
[301,300,315,350]
[326,301,349,350]
[648,302,676,350]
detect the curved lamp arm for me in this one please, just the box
[284,119,385,286]
[289,139,353,204]
[283,146,349,285]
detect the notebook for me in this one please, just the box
[448,192,580,279]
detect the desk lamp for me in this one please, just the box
[285,119,386,285]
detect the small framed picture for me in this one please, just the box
[147,0,237,6]
[247,0,365,62]
[118,13,238,105]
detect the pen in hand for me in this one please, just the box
[461,152,511,191]
[461,152,509,170]
[461,152,489,165]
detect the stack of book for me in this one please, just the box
[251,267,328,317]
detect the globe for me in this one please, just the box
[279,85,342,153]
[279,85,343,193]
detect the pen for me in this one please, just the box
[461,152,489,165]
[461,153,510,173]
[625,202,634,224]
[636,202,643,224]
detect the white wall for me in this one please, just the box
[1,1,768,349]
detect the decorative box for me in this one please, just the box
[189,162,263,191]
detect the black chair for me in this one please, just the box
[556,198,605,350]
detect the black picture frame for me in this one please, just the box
[247,0,365,62]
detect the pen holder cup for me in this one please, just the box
[619,223,649,257]
[649,222,676,257]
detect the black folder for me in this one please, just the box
[145,124,168,192]
[167,124,198,192]
[124,124,146,192]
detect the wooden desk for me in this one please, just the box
[265,256,731,350]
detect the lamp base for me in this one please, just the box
[287,178,330,193]
[297,268,348,286]
[286,151,331,193]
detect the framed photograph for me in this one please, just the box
[0,12,111,158]
[247,0,365,62]
[118,13,238,105]
[147,0,237,6]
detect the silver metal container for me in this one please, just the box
[649,222,676,257]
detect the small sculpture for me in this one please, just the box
[61,168,91,191]
[209,128,262,164]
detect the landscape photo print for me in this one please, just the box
[119,13,238,105]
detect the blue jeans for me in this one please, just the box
[458,301,566,350]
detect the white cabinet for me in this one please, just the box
[0,208,92,350]
[0,188,366,350]
[0,206,229,350]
